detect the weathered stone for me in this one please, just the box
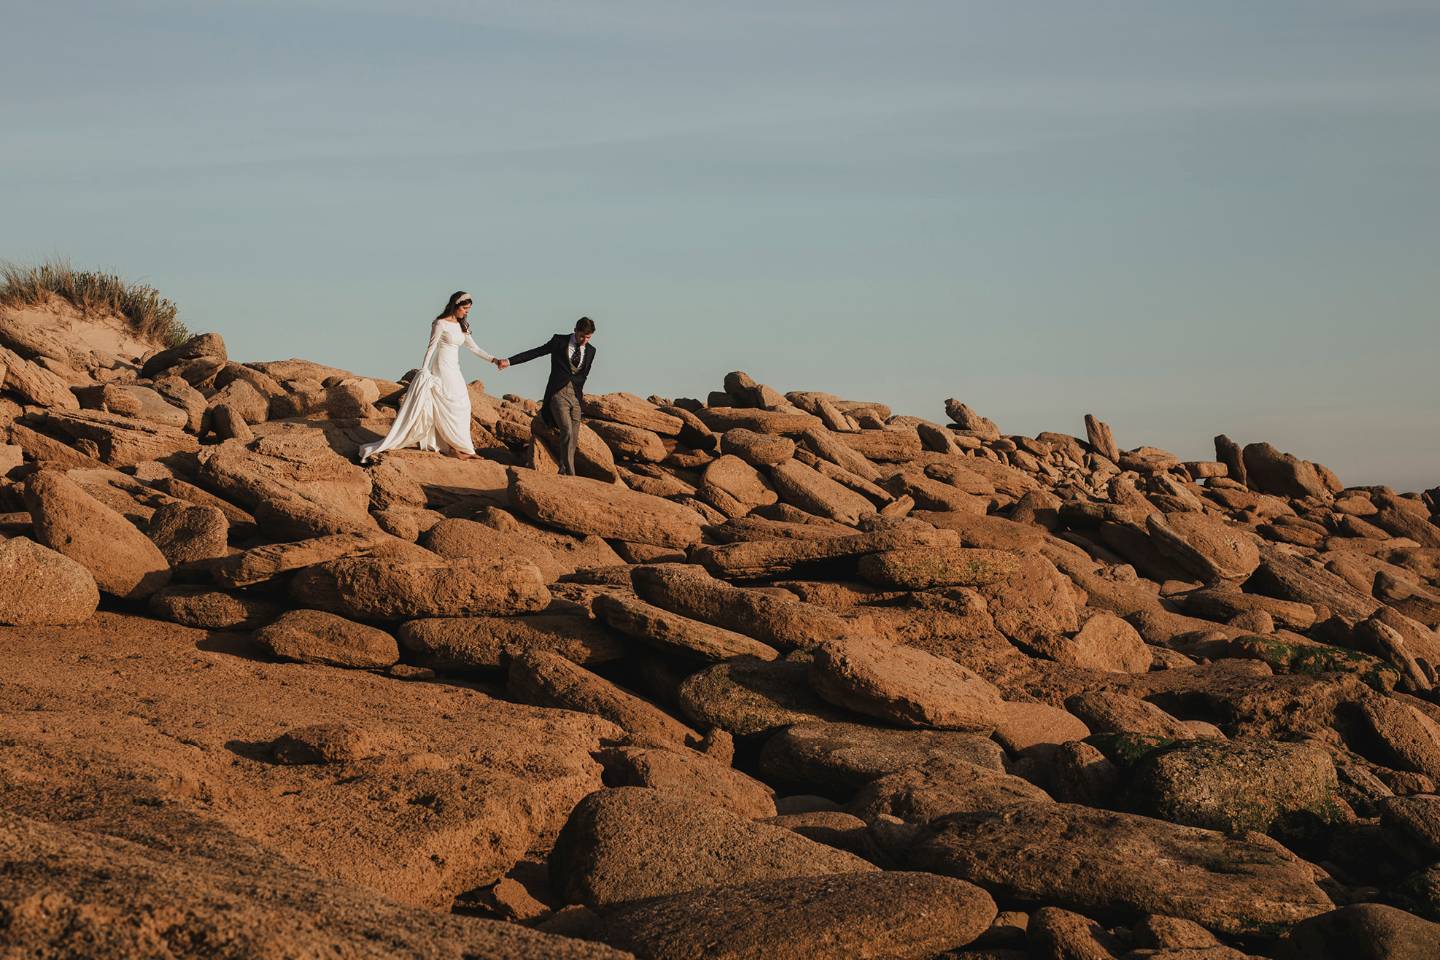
[585,392,683,435]
[140,332,227,379]
[548,787,875,907]
[593,593,778,662]
[1085,414,1120,462]
[695,524,955,579]
[272,723,382,765]
[147,586,279,630]
[599,871,996,960]
[697,407,822,436]
[509,649,702,750]
[25,469,170,599]
[769,458,875,525]
[255,609,400,669]
[850,757,1052,822]
[0,536,99,625]
[907,802,1332,935]
[1242,442,1328,500]
[858,547,1020,590]
[211,531,390,588]
[422,517,566,582]
[945,400,1001,440]
[597,746,776,818]
[1357,697,1440,781]
[77,383,190,429]
[146,501,228,565]
[1132,738,1341,834]
[1147,513,1261,583]
[32,408,199,466]
[0,345,80,409]
[759,721,1005,794]
[1065,691,1202,740]
[975,551,1079,644]
[588,419,667,462]
[809,635,1006,730]
[836,428,923,463]
[510,469,703,548]
[292,554,549,620]
[1279,904,1440,960]
[698,454,777,517]
[678,657,848,737]
[199,434,377,540]
[398,614,625,672]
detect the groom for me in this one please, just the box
[500,317,596,476]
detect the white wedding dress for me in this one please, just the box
[359,319,496,462]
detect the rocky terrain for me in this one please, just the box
[3,299,1440,959]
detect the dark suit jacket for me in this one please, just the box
[508,333,596,424]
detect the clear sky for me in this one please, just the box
[5,1,1438,491]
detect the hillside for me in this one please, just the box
[3,299,1440,959]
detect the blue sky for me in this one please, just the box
[4,1,1438,490]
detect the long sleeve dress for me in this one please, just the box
[359,319,495,462]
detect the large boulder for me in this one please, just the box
[599,871,996,960]
[631,563,852,650]
[146,501,229,565]
[1279,904,1440,960]
[255,609,400,669]
[24,469,171,599]
[0,345,80,409]
[1242,442,1329,500]
[0,537,99,625]
[548,787,875,906]
[678,657,848,737]
[597,746,776,819]
[291,554,549,620]
[906,802,1333,935]
[592,593,778,662]
[759,721,1005,794]
[584,392,684,435]
[694,524,956,580]
[768,459,875,525]
[858,547,1019,590]
[509,469,704,548]
[76,383,190,429]
[974,551,1079,644]
[849,757,1052,822]
[211,531,390,588]
[147,586,279,630]
[422,517,566,582]
[509,649,702,750]
[1147,513,1261,583]
[809,635,1006,730]
[1131,739,1342,834]
[699,454,778,517]
[31,409,199,466]
[198,433,377,540]
[398,614,625,672]
[140,332,227,379]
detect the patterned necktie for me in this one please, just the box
[571,342,583,370]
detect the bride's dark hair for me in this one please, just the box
[436,291,473,334]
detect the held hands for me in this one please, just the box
[492,358,509,370]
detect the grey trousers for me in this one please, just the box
[547,389,583,475]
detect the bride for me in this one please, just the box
[359,291,502,463]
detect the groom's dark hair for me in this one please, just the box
[575,316,596,335]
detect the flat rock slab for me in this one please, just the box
[255,609,400,669]
[510,649,702,750]
[511,469,704,548]
[759,721,1006,794]
[548,787,875,907]
[695,526,956,580]
[905,801,1333,935]
[809,635,1006,730]
[399,614,626,672]
[678,657,849,737]
[850,757,1053,823]
[632,563,852,650]
[0,611,622,913]
[149,586,279,630]
[858,547,1020,590]
[593,593,778,662]
[291,554,550,620]
[211,531,392,588]
[599,870,997,960]
[0,810,631,960]
[597,746,776,819]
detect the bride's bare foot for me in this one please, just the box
[446,451,479,461]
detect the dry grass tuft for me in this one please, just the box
[0,259,191,347]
